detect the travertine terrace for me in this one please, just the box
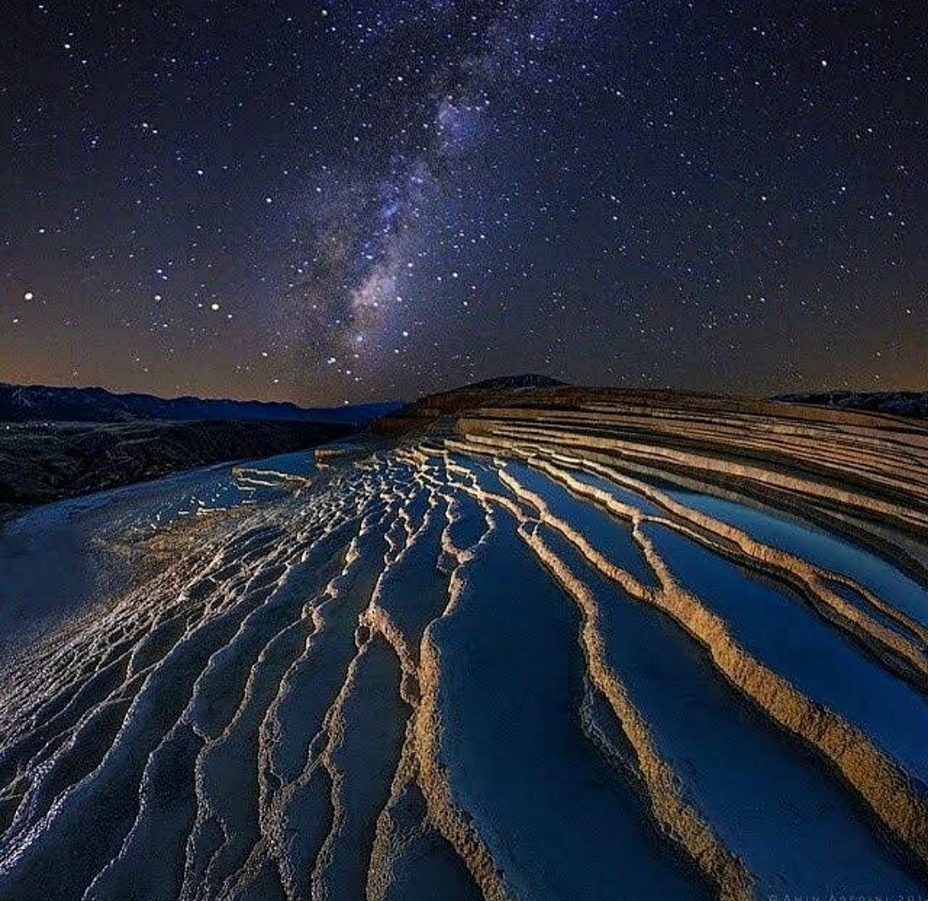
[0,389,926,900]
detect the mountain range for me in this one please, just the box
[777,391,927,419]
[0,383,400,425]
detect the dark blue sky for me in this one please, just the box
[4,0,926,404]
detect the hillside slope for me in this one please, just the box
[0,419,353,512]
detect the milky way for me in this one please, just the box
[4,0,926,403]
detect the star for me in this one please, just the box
[1,0,924,402]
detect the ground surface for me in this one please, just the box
[0,393,926,900]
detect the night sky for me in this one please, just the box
[4,1,926,405]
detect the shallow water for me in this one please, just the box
[664,482,928,628]
[500,460,656,586]
[429,514,707,900]
[544,527,923,896]
[646,522,928,784]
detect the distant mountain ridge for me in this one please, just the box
[777,391,928,420]
[0,383,400,425]
[453,374,566,391]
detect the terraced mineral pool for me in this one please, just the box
[658,478,928,629]
[644,523,928,784]
[428,513,709,900]
[542,526,923,897]
[0,444,926,900]
[498,460,656,585]
[549,462,669,518]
